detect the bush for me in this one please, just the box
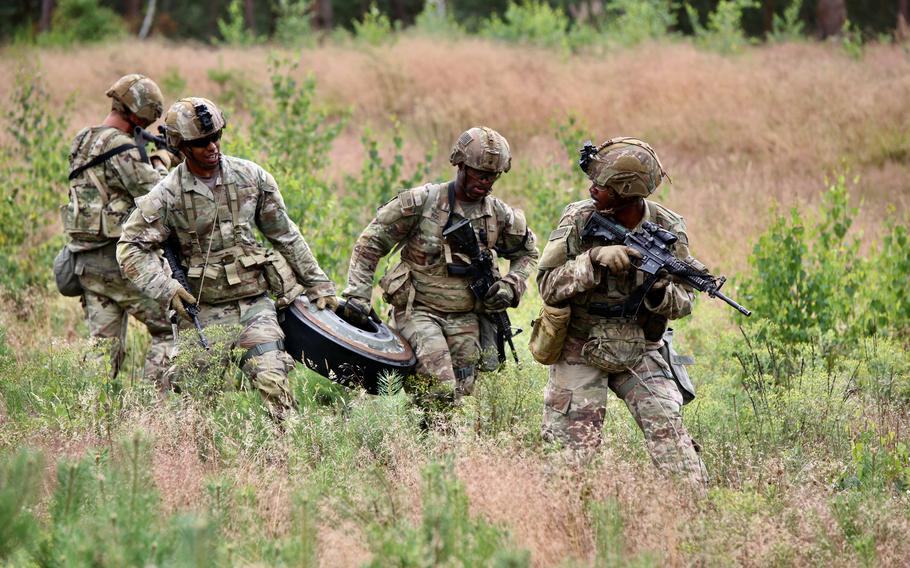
[0,67,71,294]
[273,0,315,46]
[481,0,570,51]
[767,0,805,43]
[38,0,125,46]
[413,0,465,37]
[602,0,676,47]
[685,0,758,54]
[364,460,529,566]
[353,3,397,46]
[216,0,263,45]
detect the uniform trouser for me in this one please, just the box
[541,349,708,493]
[393,305,481,397]
[173,294,296,419]
[77,245,173,385]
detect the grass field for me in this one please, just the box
[0,36,908,566]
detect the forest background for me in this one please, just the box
[1,0,910,566]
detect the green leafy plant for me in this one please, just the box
[353,3,397,46]
[0,67,70,294]
[602,0,676,47]
[273,0,315,46]
[413,0,465,37]
[37,0,125,46]
[767,0,805,43]
[686,0,758,54]
[481,0,571,51]
[216,0,263,45]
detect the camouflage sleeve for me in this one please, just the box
[116,190,182,308]
[106,146,168,199]
[643,221,695,320]
[255,169,336,300]
[536,209,599,306]
[494,205,539,306]
[342,193,421,301]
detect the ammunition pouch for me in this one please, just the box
[409,263,475,312]
[379,261,414,311]
[53,246,83,297]
[581,320,645,373]
[263,250,305,308]
[529,303,571,365]
[186,246,269,304]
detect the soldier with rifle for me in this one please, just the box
[535,137,744,494]
[59,74,180,386]
[343,126,538,411]
[117,97,337,421]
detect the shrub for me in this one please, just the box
[413,0,465,37]
[216,0,263,45]
[0,67,71,294]
[38,0,125,46]
[602,0,676,47]
[364,460,529,566]
[353,3,397,46]
[767,0,805,43]
[273,0,315,46]
[481,0,570,51]
[685,0,758,54]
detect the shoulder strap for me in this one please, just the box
[68,143,137,180]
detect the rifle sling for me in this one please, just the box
[68,143,138,180]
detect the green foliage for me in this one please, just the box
[840,430,910,493]
[589,497,656,566]
[365,460,529,566]
[273,0,315,46]
[841,19,865,60]
[481,0,570,51]
[37,0,125,46]
[0,450,43,560]
[740,173,863,351]
[685,0,758,54]
[602,0,676,47]
[869,219,910,337]
[413,0,465,37]
[216,0,263,46]
[160,66,188,99]
[767,0,805,43]
[353,3,398,46]
[0,67,71,293]
[0,438,220,565]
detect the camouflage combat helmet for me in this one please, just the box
[163,97,226,148]
[106,74,164,124]
[449,126,512,173]
[579,137,669,198]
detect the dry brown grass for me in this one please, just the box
[1,37,908,268]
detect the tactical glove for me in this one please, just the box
[342,297,372,326]
[483,280,514,311]
[170,287,197,322]
[590,245,642,275]
[315,294,339,311]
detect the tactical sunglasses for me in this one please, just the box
[465,167,501,183]
[186,130,222,148]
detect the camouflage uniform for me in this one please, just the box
[117,153,334,417]
[344,186,538,396]
[538,139,707,491]
[62,75,172,382]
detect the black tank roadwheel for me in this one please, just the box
[278,297,415,394]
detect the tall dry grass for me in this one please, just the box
[1,37,908,268]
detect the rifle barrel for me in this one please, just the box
[711,289,752,317]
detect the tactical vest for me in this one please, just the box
[396,183,502,313]
[62,127,138,246]
[175,177,299,305]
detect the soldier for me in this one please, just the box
[62,74,179,383]
[537,137,708,492]
[342,126,538,408]
[117,97,337,420]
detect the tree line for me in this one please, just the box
[1,0,908,45]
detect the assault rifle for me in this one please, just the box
[442,217,521,364]
[582,212,752,317]
[133,125,180,164]
[162,235,210,350]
